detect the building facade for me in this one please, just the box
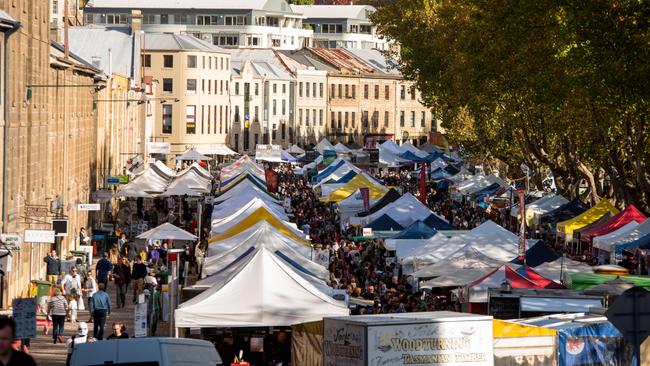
[0,1,102,306]
[84,0,313,50]
[142,33,231,156]
[292,5,388,50]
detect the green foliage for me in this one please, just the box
[286,0,315,4]
[371,0,650,213]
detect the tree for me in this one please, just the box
[287,0,315,4]
[371,0,650,213]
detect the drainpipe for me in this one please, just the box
[2,21,21,234]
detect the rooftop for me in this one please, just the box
[308,48,377,74]
[290,4,375,20]
[231,60,293,80]
[66,26,139,78]
[143,33,228,53]
[86,0,296,13]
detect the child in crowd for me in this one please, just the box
[68,293,78,324]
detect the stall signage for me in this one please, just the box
[106,176,121,185]
[117,175,130,184]
[366,321,493,366]
[324,320,365,366]
[0,233,22,251]
[362,228,373,237]
[12,298,36,339]
[24,206,49,217]
[92,190,113,203]
[78,203,101,211]
[148,142,171,155]
[24,229,55,243]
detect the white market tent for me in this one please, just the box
[153,160,176,179]
[212,189,279,212]
[593,218,650,251]
[287,144,305,155]
[207,221,310,258]
[592,221,640,251]
[401,141,429,158]
[211,197,288,225]
[411,248,505,278]
[161,164,212,196]
[355,193,444,227]
[220,155,265,181]
[207,144,238,156]
[446,168,473,184]
[333,142,351,154]
[202,223,328,282]
[379,139,405,155]
[420,268,494,290]
[457,174,509,195]
[388,231,450,260]
[176,148,212,161]
[115,166,171,198]
[214,179,278,204]
[511,195,570,225]
[379,148,410,167]
[314,138,335,153]
[337,188,377,226]
[175,247,349,328]
[533,257,594,283]
[136,223,198,241]
[210,205,304,240]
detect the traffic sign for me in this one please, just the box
[605,287,650,366]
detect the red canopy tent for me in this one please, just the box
[468,265,539,303]
[517,265,564,289]
[580,204,647,242]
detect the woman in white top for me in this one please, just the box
[83,270,98,322]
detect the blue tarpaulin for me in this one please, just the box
[539,199,590,225]
[423,213,455,230]
[614,231,650,257]
[392,220,437,239]
[557,321,633,366]
[367,214,404,231]
[511,241,559,267]
[473,182,502,201]
[430,168,450,181]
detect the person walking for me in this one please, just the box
[95,253,113,289]
[131,256,147,303]
[66,322,92,366]
[150,284,162,336]
[48,288,68,344]
[89,283,112,340]
[62,267,82,298]
[113,257,131,309]
[44,249,61,284]
[0,318,37,366]
[83,270,98,323]
[106,322,129,339]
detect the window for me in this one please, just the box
[142,14,156,24]
[319,109,323,125]
[160,14,169,24]
[162,104,173,134]
[338,84,342,99]
[330,84,336,99]
[321,24,343,33]
[410,111,415,127]
[338,112,342,128]
[344,85,349,98]
[299,82,303,97]
[372,111,379,128]
[163,78,173,93]
[312,83,316,97]
[319,83,324,98]
[234,105,240,123]
[106,13,128,25]
[254,106,259,122]
[253,83,259,96]
[411,86,416,100]
[208,80,211,94]
[225,16,245,25]
[220,80,223,94]
[273,83,277,94]
[163,55,174,68]
[197,15,218,25]
[282,84,287,94]
[400,85,405,100]
[344,112,349,127]
[282,100,286,115]
[142,54,151,67]
[362,111,369,127]
[201,105,205,134]
[202,79,205,93]
[214,35,239,46]
[186,79,197,94]
[364,84,369,99]
[306,82,310,98]
[186,105,196,134]
[351,112,356,127]
[400,111,405,127]
[305,109,310,125]
[202,56,206,69]
[385,111,390,127]
[174,14,188,24]
[431,109,437,132]
[351,85,356,99]
[235,82,240,95]
[385,85,390,100]
[187,55,197,68]
[246,36,260,46]
[330,112,335,128]
[421,111,426,127]
[374,85,379,99]
[272,100,277,115]
[299,109,303,125]
[313,109,317,125]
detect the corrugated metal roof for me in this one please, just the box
[344,48,401,75]
[86,0,293,13]
[291,5,374,20]
[231,60,292,80]
[308,48,376,74]
[67,26,139,78]
[143,33,228,53]
[278,50,337,72]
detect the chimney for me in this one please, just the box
[131,9,142,34]
[64,0,70,58]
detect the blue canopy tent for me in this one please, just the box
[539,199,590,225]
[472,182,503,201]
[614,231,650,258]
[424,213,455,230]
[444,164,461,175]
[430,167,450,180]
[357,189,401,217]
[557,321,633,366]
[399,151,428,163]
[281,150,297,163]
[311,160,345,184]
[366,214,404,231]
[425,151,451,163]
[510,241,559,267]
[220,170,266,187]
[392,220,437,240]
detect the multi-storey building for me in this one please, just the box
[0,1,103,307]
[292,5,388,50]
[83,0,313,50]
[50,0,84,33]
[229,57,293,153]
[142,33,232,156]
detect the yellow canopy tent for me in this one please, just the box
[208,207,308,245]
[493,319,557,366]
[556,199,619,236]
[323,174,388,203]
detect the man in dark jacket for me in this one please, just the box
[113,257,131,308]
[96,253,113,289]
[131,257,147,303]
[44,249,61,284]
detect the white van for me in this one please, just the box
[70,337,223,366]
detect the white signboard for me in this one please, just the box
[12,298,37,339]
[367,321,494,366]
[148,142,171,155]
[24,229,55,244]
[134,302,148,338]
[314,249,330,268]
[362,228,373,237]
[77,203,101,211]
[0,233,22,251]
[255,144,282,162]
[324,319,365,366]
